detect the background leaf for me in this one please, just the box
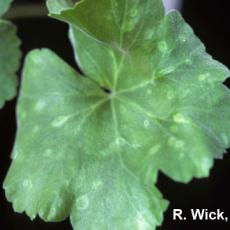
[0,0,13,17]
[0,19,20,108]
[47,0,74,14]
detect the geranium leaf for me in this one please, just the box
[0,0,13,16]
[0,19,20,108]
[46,0,74,14]
[4,49,168,229]
[47,0,165,88]
[4,0,230,230]
[48,0,230,182]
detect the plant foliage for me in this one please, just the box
[4,0,230,229]
[0,0,21,108]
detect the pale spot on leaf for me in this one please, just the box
[198,72,210,81]
[136,213,148,230]
[23,179,32,189]
[144,119,150,128]
[76,195,89,210]
[144,29,154,40]
[179,36,186,43]
[130,9,138,17]
[200,157,212,175]
[92,180,103,189]
[132,143,141,148]
[35,100,46,111]
[159,66,175,75]
[173,113,189,124]
[123,21,136,32]
[20,111,27,120]
[44,149,53,157]
[51,115,69,128]
[116,137,126,146]
[148,144,161,155]
[167,90,174,100]
[185,58,192,65]
[168,136,185,149]
[32,126,39,133]
[157,41,168,53]
[147,89,152,95]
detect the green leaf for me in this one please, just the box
[4,0,230,230]
[48,0,230,182]
[4,49,167,229]
[47,0,165,88]
[46,0,74,14]
[0,0,13,16]
[0,19,20,108]
[48,0,164,45]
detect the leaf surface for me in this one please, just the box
[47,0,230,181]
[4,0,230,229]
[4,49,167,229]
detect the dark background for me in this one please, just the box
[0,0,230,229]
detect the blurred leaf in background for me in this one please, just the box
[0,0,13,16]
[0,0,21,108]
